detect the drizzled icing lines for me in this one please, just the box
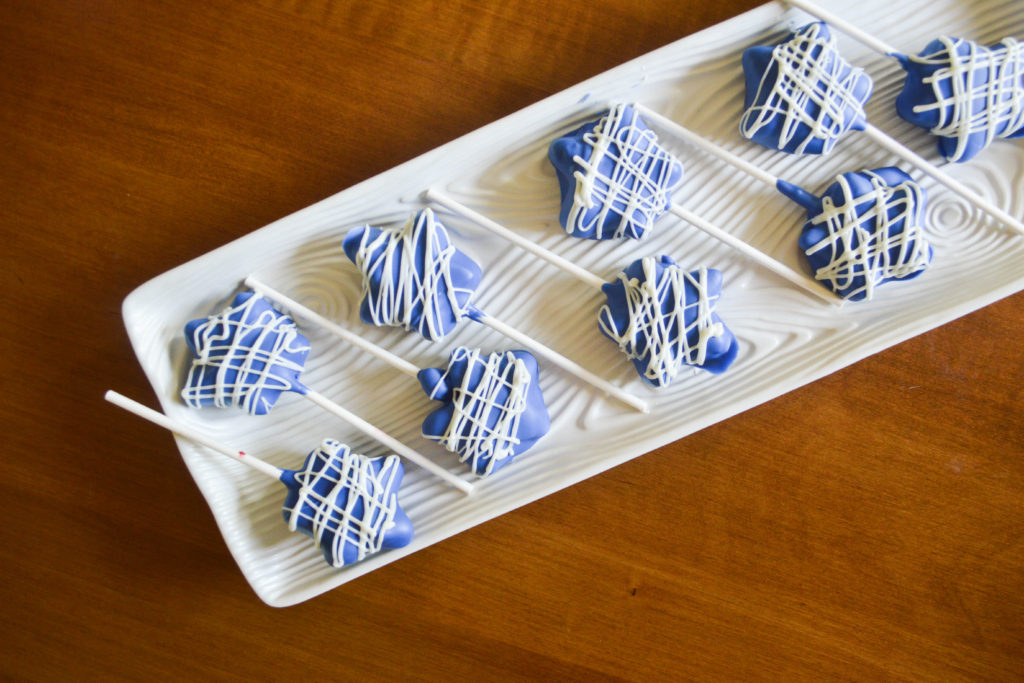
[897,36,1024,162]
[798,169,933,301]
[181,291,310,415]
[343,209,482,340]
[741,22,872,154]
[549,104,684,239]
[420,348,549,476]
[599,256,738,387]
[282,440,405,567]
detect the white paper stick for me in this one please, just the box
[860,124,1024,236]
[639,103,841,302]
[429,186,836,304]
[666,204,842,305]
[634,104,781,188]
[468,310,650,414]
[301,388,474,494]
[245,276,421,379]
[784,0,899,56]
[105,390,284,480]
[425,189,608,291]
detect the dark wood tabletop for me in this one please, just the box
[3,0,1022,680]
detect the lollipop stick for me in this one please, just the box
[245,276,420,380]
[666,204,843,305]
[104,390,284,480]
[783,0,899,56]
[633,104,781,188]
[861,124,1024,236]
[429,187,835,304]
[637,105,837,302]
[425,189,608,291]
[301,388,474,494]
[466,308,650,414]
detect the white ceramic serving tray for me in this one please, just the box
[123,0,1024,606]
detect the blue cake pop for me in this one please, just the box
[598,255,738,387]
[281,439,414,567]
[182,290,311,415]
[740,22,874,155]
[417,347,550,476]
[777,167,934,301]
[895,36,1024,163]
[548,104,684,240]
[105,390,414,569]
[342,208,483,341]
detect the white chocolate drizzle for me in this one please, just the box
[348,209,474,340]
[909,36,1024,162]
[568,104,682,239]
[803,170,932,301]
[182,294,309,415]
[283,440,400,567]
[424,348,530,476]
[741,23,869,154]
[599,258,724,385]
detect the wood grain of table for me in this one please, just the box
[2,1,1022,680]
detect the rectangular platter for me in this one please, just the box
[123,0,1024,606]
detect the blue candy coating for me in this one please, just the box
[741,23,873,155]
[548,104,684,240]
[281,440,413,568]
[598,255,738,387]
[342,209,483,340]
[418,348,550,476]
[181,291,310,415]
[895,36,1024,163]
[783,167,934,301]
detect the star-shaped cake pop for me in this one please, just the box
[417,347,550,476]
[106,390,418,569]
[181,291,311,415]
[779,167,934,301]
[896,36,1024,163]
[740,22,874,155]
[342,208,483,341]
[548,104,685,240]
[281,439,414,567]
[598,255,738,387]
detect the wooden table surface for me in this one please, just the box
[3,0,1022,679]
